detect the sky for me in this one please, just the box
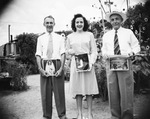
[0,0,146,46]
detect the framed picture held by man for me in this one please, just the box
[42,60,56,76]
[109,55,129,71]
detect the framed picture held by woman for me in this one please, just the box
[75,53,91,72]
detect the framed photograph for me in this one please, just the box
[75,53,91,72]
[42,60,55,76]
[109,55,129,71]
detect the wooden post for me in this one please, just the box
[126,0,129,10]
[98,0,106,33]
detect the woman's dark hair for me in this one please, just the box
[71,14,89,32]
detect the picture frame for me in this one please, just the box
[109,55,129,71]
[75,53,91,72]
[42,60,55,76]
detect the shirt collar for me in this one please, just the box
[112,27,123,33]
[46,32,54,37]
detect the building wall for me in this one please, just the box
[0,45,5,56]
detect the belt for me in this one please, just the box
[41,59,60,71]
[42,59,60,61]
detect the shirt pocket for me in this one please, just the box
[41,43,48,58]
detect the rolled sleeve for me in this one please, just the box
[35,37,42,57]
[130,31,140,54]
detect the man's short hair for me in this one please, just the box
[44,15,55,22]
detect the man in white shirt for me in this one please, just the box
[101,11,140,119]
[35,15,67,119]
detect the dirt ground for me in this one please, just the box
[0,74,150,119]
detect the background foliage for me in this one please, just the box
[124,1,150,92]
[15,33,39,74]
[5,60,29,91]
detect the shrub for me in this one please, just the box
[15,33,39,75]
[5,60,29,91]
[94,58,108,101]
[132,54,150,93]
[64,55,71,81]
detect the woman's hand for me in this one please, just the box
[68,49,75,55]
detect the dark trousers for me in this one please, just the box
[106,59,134,119]
[40,60,66,119]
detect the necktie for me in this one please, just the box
[47,34,53,59]
[114,30,121,55]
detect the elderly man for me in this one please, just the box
[35,15,67,119]
[101,11,140,119]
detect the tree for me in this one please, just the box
[15,33,39,74]
[125,1,150,51]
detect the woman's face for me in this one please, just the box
[75,17,84,32]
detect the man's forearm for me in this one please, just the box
[60,53,66,70]
[36,55,42,70]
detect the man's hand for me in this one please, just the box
[102,54,109,60]
[128,52,135,60]
[55,68,62,77]
[128,52,135,57]
[39,68,50,77]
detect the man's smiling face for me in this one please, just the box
[44,17,55,33]
[110,14,123,30]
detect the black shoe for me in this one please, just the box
[43,115,51,119]
[60,115,68,119]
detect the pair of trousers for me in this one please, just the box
[40,60,66,119]
[106,58,134,119]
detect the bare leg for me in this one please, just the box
[76,95,83,119]
[86,95,93,119]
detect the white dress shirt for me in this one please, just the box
[35,32,65,59]
[101,27,140,56]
